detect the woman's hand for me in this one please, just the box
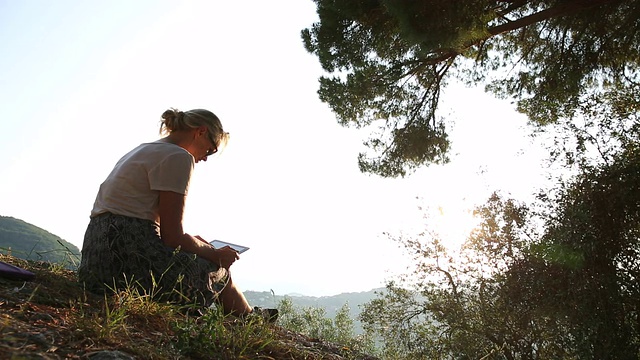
[194,235,239,269]
[213,245,239,269]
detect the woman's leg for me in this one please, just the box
[218,275,252,316]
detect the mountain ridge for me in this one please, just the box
[244,288,385,335]
[0,215,80,267]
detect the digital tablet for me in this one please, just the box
[209,240,250,254]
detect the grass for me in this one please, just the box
[0,254,379,359]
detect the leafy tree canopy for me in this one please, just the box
[358,105,640,358]
[302,0,640,177]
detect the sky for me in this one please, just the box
[0,0,550,297]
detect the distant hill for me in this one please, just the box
[245,288,386,334]
[0,216,80,268]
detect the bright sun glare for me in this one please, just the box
[427,203,481,250]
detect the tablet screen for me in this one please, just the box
[209,240,250,253]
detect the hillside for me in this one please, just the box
[0,216,80,267]
[0,254,379,359]
[246,289,384,317]
[245,289,384,335]
[0,216,382,341]
[0,216,382,317]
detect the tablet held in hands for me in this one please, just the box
[209,240,250,254]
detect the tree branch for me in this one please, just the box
[489,0,617,36]
[419,0,618,65]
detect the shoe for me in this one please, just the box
[252,306,278,323]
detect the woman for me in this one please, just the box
[78,108,269,319]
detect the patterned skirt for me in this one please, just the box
[78,212,228,308]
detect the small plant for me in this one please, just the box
[173,306,276,359]
[277,297,380,357]
[99,292,130,338]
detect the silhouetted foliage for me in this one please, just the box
[303,0,640,177]
[360,133,640,358]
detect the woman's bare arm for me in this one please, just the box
[158,190,238,269]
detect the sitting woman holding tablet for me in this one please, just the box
[78,108,275,321]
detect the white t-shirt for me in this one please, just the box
[90,141,194,224]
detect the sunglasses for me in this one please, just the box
[205,131,218,157]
